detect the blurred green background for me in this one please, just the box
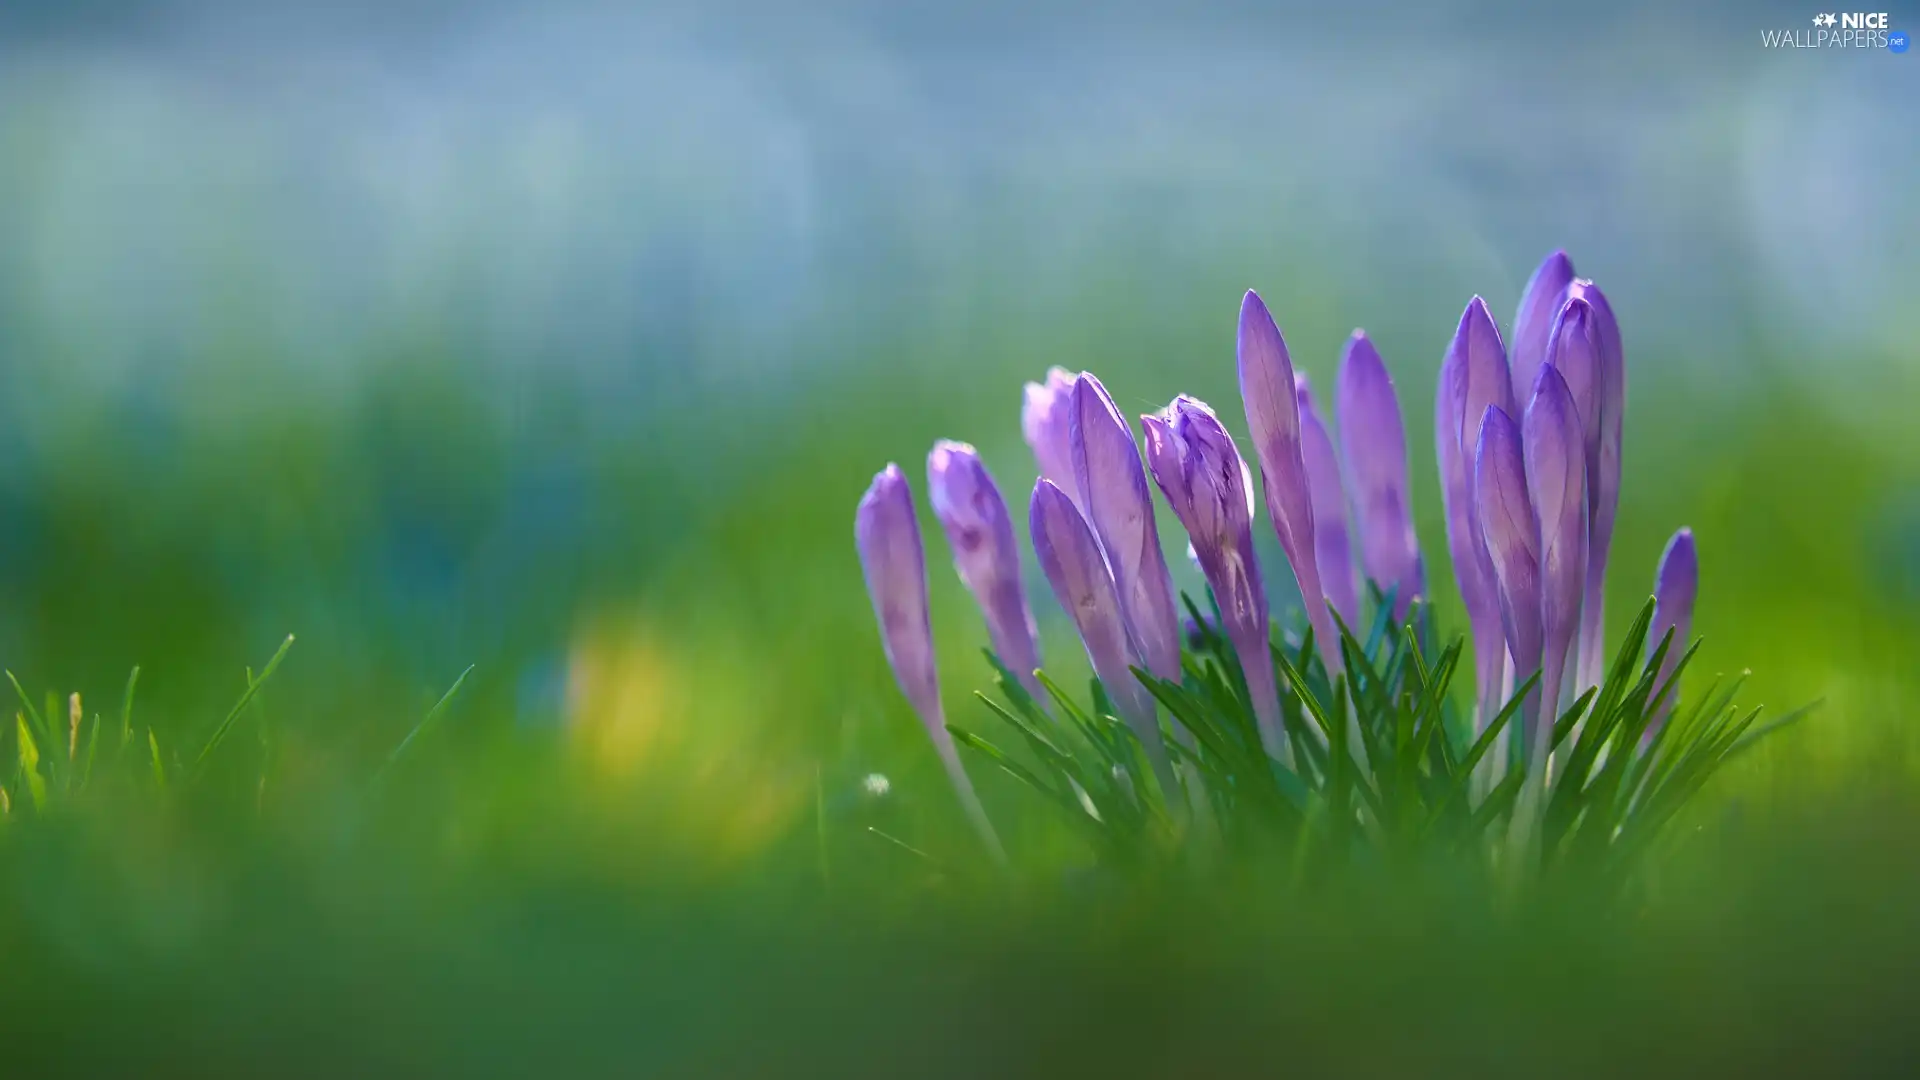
[0,0,1916,1072]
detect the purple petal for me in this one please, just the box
[856,464,943,732]
[927,440,1043,695]
[1029,480,1173,785]
[860,463,1005,862]
[1139,412,1189,519]
[1511,250,1575,408]
[1236,290,1341,673]
[1474,406,1542,686]
[1438,298,1512,702]
[1523,363,1589,719]
[1545,298,1604,489]
[1336,330,1424,618]
[1567,279,1625,688]
[1069,373,1183,682]
[1649,527,1697,728]
[1142,396,1287,760]
[1295,376,1360,627]
[1021,367,1083,512]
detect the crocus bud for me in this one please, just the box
[1142,397,1289,763]
[1474,406,1542,720]
[1022,367,1083,512]
[1336,330,1424,619]
[1510,250,1576,407]
[1294,376,1360,628]
[1236,290,1342,674]
[927,441,1043,696]
[1567,279,1625,690]
[1523,363,1589,740]
[1029,480,1179,797]
[1648,527,1697,730]
[1069,372,1184,683]
[1438,297,1514,718]
[1543,300,1603,691]
[856,465,1005,862]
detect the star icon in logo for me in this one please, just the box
[1822,13,1838,26]
[1812,12,1837,26]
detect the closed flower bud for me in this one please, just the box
[1069,372,1184,683]
[927,440,1043,696]
[1236,290,1342,674]
[1143,397,1289,761]
[1030,479,1179,796]
[1523,363,1589,737]
[856,465,1005,862]
[1438,297,1514,718]
[1648,527,1698,731]
[1294,376,1360,628]
[1474,406,1543,721]
[1336,331,1424,619]
[1565,279,1625,689]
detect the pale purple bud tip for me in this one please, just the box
[1523,363,1589,712]
[927,440,1042,694]
[1511,250,1576,408]
[1336,330,1424,618]
[856,464,944,732]
[1069,372,1183,682]
[1474,407,1542,685]
[1237,290,1340,673]
[1022,366,1083,512]
[1650,528,1698,723]
[1295,376,1360,627]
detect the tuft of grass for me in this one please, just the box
[952,594,1810,893]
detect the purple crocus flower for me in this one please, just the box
[1295,376,1360,628]
[1541,302,1603,692]
[1567,279,1625,690]
[1648,527,1697,731]
[1523,364,1589,752]
[1142,396,1289,763]
[1437,297,1515,728]
[1022,367,1084,513]
[855,465,1006,862]
[1236,290,1343,675]
[1510,250,1576,407]
[927,440,1043,697]
[1029,479,1180,799]
[1069,372,1185,684]
[1336,330,1425,620]
[1474,406,1542,735]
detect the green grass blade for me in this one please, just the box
[149,729,167,790]
[194,635,295,772]
[15,715,45,813]
[382,665,477,772]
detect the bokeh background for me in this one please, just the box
[0,0,1916,1072]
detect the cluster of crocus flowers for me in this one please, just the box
[856,251,1699,855]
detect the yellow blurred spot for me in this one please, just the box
[563,618,806,868]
